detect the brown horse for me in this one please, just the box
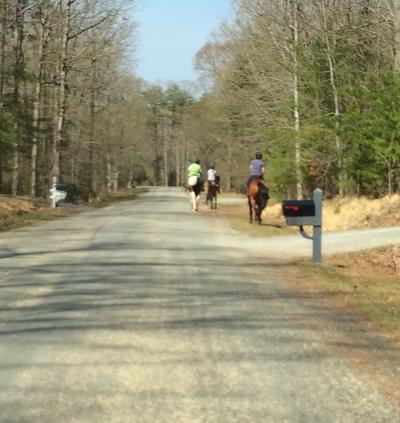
[247,179,269,224]
[206,176,220,209]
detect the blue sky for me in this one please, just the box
[134,0,233,84]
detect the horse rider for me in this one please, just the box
[187,159,203,187]
[205,165,217,205]
[246,152,269,223]
[187,159,203,211]
[247,152,265,186]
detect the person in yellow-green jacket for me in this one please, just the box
[187,159,203,186]
[187,159,203,212]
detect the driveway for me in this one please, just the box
[0,187,399,422]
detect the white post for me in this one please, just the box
[312,188,323,263]
[51,176,57,208]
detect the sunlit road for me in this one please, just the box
[0,187,399,422]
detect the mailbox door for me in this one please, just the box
[282,200,315,217]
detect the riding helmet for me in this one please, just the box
[255,152,262,159]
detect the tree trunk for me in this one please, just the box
[152,108,161,184]
[226,137,232,192]
[175,131,180,186]
[0,0,8,106]
[89,58,97,197]
[394,0,400,70]
[321,0,344,197]
[11,0,26,195]
[106,152,111,192]
[52,0,73,179]
[291,0,303,200]
[31,9,48,197]
[163,125,169,186]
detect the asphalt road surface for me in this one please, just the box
[0,187,399,422]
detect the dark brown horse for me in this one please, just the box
[206,176,220,209]
[247,179,269,224]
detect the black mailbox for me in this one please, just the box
[282,200,315,217]
[281,189,323,263]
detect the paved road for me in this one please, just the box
[250,225,400,257]
[0,187,399,422]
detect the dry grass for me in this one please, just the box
[216,193,400,237]
[0,195,38,219]
[0,195,76,232]
[0,207,75,232]
[323,194,400,231]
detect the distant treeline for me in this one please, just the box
[1,1,400,200]
[192,0,400,198]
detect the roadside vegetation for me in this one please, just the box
[2,1,400,203]
[216,193,400,236]
[0,188,148,231]
[293,250,400,339]
[0,196,75,232]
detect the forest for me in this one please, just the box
[1,0,400,201]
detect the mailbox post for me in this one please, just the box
[282,188,323,263]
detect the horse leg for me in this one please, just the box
[214,194,217,209]
[190,191,196,211]
[248,198,253,223]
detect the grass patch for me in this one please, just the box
[217,203,296,237]
[295,260,400,338]
[0,208,75,232]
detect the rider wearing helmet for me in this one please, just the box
[247,152,265,186]
[187,159,203,187]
